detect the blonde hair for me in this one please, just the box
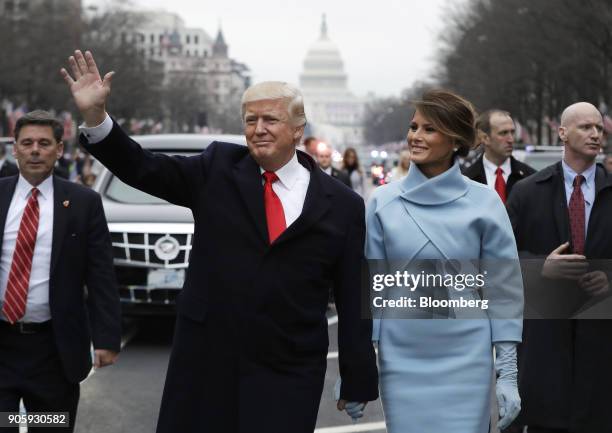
[241,81,306,127]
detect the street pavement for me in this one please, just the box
[74,310,386,433]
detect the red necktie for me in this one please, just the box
[3,188,40,323]
[568,175,585,255]
[263,172,286,243]
[494,167,507,203]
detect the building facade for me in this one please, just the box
[110,9,250,132]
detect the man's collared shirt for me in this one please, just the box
[81,114,311,227]
[483,154,511,189]
[0,175,54,322]
[260,152,310,227]
[562,159,596,239]
[321,166,332,176]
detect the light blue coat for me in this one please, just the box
[365,161,523,433]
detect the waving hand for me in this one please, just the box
[61,50,113,126]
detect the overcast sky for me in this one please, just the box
[87,0,459,97]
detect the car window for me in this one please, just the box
[523,154,562,171]
[105,177,168,204]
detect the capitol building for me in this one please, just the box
[299,15,366,148]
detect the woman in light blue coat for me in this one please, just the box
[366,90,523,433]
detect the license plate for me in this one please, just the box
[147,269,185,288]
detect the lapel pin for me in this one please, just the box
[63,200,70,208]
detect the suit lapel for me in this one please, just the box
[472,157,487,184]
[550,162,571,244]
[507,157,523,191]
[50,176,70,274]
[593,163,612,196]
[0,176,19,249]
[233,154,268,244]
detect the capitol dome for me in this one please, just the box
[298,15,365,148]
[300,15,348,93]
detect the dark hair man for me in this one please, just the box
[0,110,121,432]
[316,142,351,188]
[464,109,536,202]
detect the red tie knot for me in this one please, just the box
[263,171,279,184]
[495,167,504,175]
[573,175,585,187]
[30,187,39,199]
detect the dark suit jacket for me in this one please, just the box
[463,155,536,200]
[507,161,612,432]
[330,167,352,188]
[0,175,121,383]
[0,160,18,178]
[82,121,378,432]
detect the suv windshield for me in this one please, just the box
[105,176,168,204]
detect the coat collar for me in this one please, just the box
[536,160,612,192]
[399,160,469,205]
[232,149,332,247]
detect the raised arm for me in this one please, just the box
[61,50,203,208]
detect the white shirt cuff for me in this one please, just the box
[79,114,112,144]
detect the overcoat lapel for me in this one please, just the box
[233,154,268,244]
[549,162,571,245]
[586,164,612,253]
[276,152,331,245]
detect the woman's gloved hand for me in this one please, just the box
[495,341,521,430]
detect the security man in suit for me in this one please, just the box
[316,142,352,188]
[61,50,378,433]
[464,109,535,202]
[0,110,121,432]
[507,102,612,433]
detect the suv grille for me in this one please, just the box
[110,231,192,268]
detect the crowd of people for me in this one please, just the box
[0,48,611,433]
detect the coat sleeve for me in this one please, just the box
[81,119,207,209]
[333,197,379,402]
[481,196,524,343]
[364,193,386,342]
[85,192,121,352]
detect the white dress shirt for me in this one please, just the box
[483,154,511,189]
[0,175,54,322]
[562,159,595,239]
[80,113,311,226]
[260,153,310,227]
